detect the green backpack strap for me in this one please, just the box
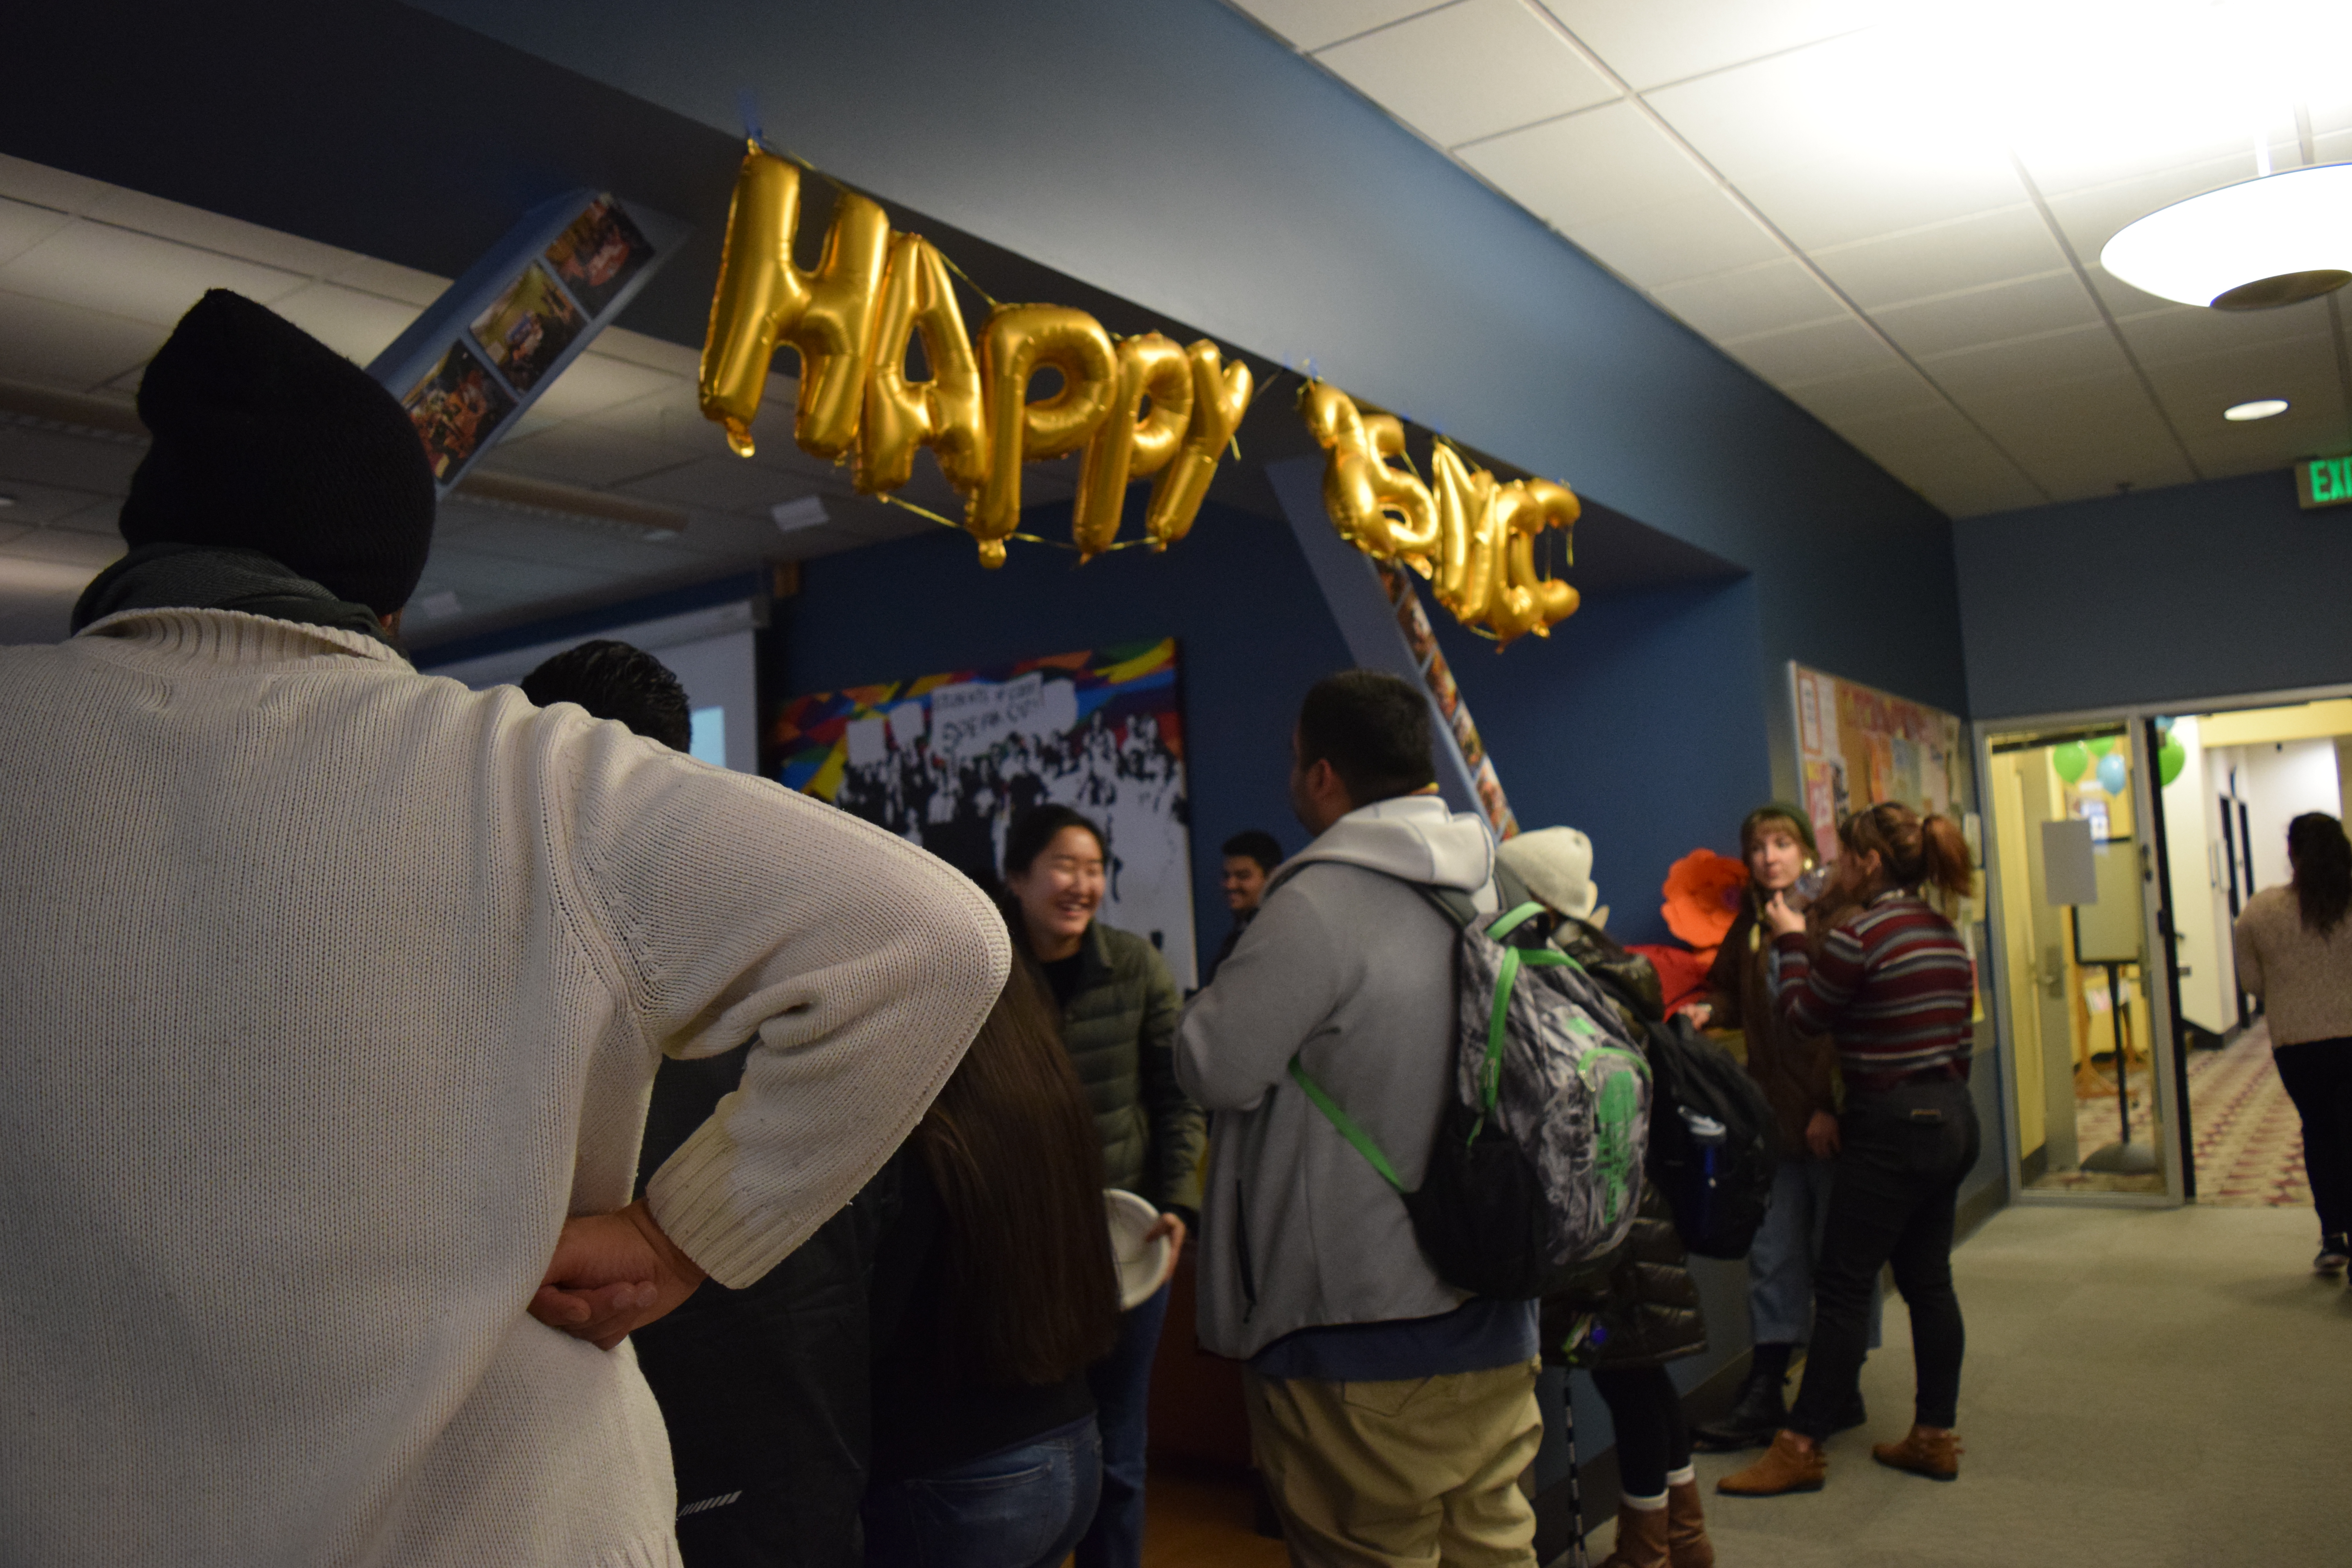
[1288,1056,1406,1193]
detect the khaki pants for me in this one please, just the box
[1243,1359,1542,1568]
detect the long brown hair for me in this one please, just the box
[910,958,1120,1388]
[2288,812,2352,933]
[1835,801,1973,904]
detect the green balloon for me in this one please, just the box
[2158,738,2186,787]
[2085,735,2116,757]
[2052,742,2090,783]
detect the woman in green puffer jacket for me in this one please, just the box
[1000,804,1205,1568]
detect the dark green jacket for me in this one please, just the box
[1058,921,1205,1216]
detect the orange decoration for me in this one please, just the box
[1661,848,1749,950]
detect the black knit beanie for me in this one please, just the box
[118,290,437,616]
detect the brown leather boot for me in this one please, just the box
[1666,1479,1715,1568]
[1872,1425,1963,1481]
[1715,1430,1827,1495]
[1596,1500,1671,1568]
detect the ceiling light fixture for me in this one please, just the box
[2223,398,2290,421]
[2101,161,2352,310]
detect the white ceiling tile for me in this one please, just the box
[44,496,127,536]
[0,292,163,389]
[1458,100,1711,230]
[0,477,114,530]
[0,526,123,569]
[476,425,691,491]
[325,255,451,308]
[1533,0,1889,91]
[2013,125,2260,202]
[1810,205,2068,310]
[1644,31,2026,251]
[2014,443,2200,504]
[583,325,702,378]
[615,454,826,513]
[1942,372,2198,501]
[2317,128,2352,162]
[523,353,682,424]
[76,187,350,277]
[0,220,308,328]
[1833,405,2044,518]
[1227,0,1449,51]
[0,198,72,270]
[2141,336,2349,435]
[1914,323,2135,399]
[1870,271,2100,361]
[1778,360,1950,425]
[2110,300,2335,371]
[263,282,421,367]
[1560,187,1783,287]
[1316,0,1618,149]
[0,154,113,216]
[1719,313,1898,385]
[1648,256,1847,339]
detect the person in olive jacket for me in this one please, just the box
[1497,829,1712,1568]
[1002,804,1205,1568]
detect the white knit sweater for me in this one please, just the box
[0,609,1009,1566]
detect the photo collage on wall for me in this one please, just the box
[773,640,1202,989]
[1792,663,1967,859]
[1381,564,1517,838]
[399,194,660,482]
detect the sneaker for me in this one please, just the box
[2316,1234,2350,1273]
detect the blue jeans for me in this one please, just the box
[1748,1158,1884,1350]
[1075,1279,1169,1568]
[863,1416,1103,1568]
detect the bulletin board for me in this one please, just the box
[1789,662,1971,860]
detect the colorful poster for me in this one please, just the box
[1790,662,1967,860]
[402,340,516,481]
[470,261,584,391]
[544,196,657,316]
[773,640,1199,988]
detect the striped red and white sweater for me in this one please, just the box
[1772,890,1975,1087]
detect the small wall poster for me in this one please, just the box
[774,639,1200,988]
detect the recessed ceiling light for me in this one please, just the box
[2223,399,2290,421]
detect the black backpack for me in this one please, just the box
[1639,1016,1779,1260]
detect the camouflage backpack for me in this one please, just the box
[1290,890,1652,1300]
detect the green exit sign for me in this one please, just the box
[2298,455,2352,509]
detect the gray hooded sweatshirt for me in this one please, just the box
[1176,793,1498,1361]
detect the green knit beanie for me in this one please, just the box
[1739,802,1818,862]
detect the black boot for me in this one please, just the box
[1831,1390,1867,1433]
[1691,1363,1788,1452]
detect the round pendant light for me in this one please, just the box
[2100,162,2352,310]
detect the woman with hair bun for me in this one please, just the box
[1719,802,1980,1498]
[2232,811,2352,1278]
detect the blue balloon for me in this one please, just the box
[2096,752,2128,795]
[2154,715,2176,734]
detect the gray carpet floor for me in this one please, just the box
[1595,1203,2350,1566]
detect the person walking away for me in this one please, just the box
[1719,803,1978,1497]
[521,639,894,1568]
[1179,670,1543,1568]
[0,292,1007,1566]
[862,960,1124,1568]
[1684,806,1878,1449]
[1001,804,1205,1568]
[1498,828,1713,1568]
[1205,829,1283,984]
[2232,812,2352,1276]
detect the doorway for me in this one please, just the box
[1982,719,2180,1200]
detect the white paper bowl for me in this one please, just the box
[1104,1189,1175,1311]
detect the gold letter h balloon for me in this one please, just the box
[700,146,1253,567]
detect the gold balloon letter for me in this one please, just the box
[699,148,891,461]
[1072,334,1193,560]
[858,234,986,495]
[1505,477,1581,639]
[1300,382,1436,562]
[1430,441,1500,628]
[1144,342,1254,550]
[968,305,1117,567]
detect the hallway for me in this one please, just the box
[1679,1203,2347,1567]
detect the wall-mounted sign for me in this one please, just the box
[369,191,686,492]
[2295,454,2352,510]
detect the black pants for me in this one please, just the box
[1787,1077,1979,1440]
[2273,1036,2352,1237]
[1591,1365,1690,1498]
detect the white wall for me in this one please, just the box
[2239,739,2343,895]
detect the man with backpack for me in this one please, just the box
[1176,671,1543,1568]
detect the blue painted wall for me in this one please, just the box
[1429,579,1774,949]
[1956,468,2352,718]
[780,500,1349,960]
[419,0,1971,723]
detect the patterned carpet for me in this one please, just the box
[2034,1019,2310,1203]
[2185,1020,2311,1207]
